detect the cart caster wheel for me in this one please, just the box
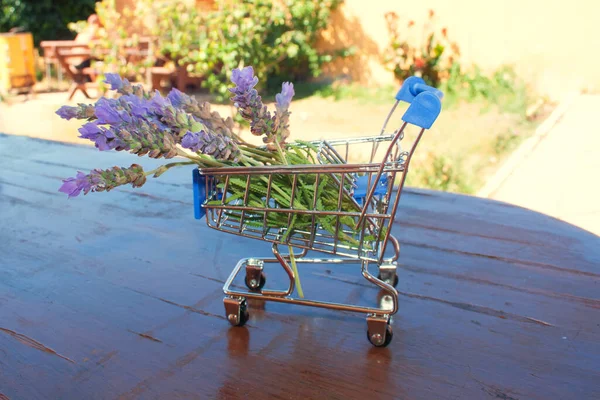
[377,272,399,288]
[237,309,250,327]
[245,272,266,291]
[367,324,393,347]
[224,298,249,327]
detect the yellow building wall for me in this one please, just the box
[318,0,600,99]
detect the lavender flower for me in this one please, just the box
[275,82,295,110]
[104,73,126,90]
[181,131,201,151]
[78,122,121,151]
[229,67,295,145]
[59,164,147,198]
[229,67,274,139]
[231,66,259,93]
[57,73,251,182]
[181,130,241,162]
[58,171,93,197]
[94,97,131,125]
[167,88,186,108]
[151,90,172,111]
[122,94,152,118]
[104,73,133,95]
[74,93,178,158]
[56,104,95,120]
[270,82,295,144]
[166,90,236,139]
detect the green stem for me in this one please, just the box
[240,150,272,164]
[240,145,278,159]
[288,246,304,298]
[241,158,262,167]
[274,140,288,166]
[145,161,197,177]
[176,149,226,168]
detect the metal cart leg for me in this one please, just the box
[378,234,401,287]
[378,262,399,288]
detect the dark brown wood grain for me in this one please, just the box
[1,134,599,400]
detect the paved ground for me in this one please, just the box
[487,94,600,236]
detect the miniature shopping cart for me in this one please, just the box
[192,77,443,347]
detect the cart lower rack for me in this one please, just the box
[193,77,443,347]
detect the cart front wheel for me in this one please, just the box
[367,324,393,347]
[224,297,250,327]
[245,272,266,291]
[237,308,250,327]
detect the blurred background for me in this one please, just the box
[1,0,597,234]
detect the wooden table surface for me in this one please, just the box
[1,134,599,400]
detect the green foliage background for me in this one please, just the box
[0,0,96,46]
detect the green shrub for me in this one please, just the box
[155,0,346,100]
[0,0,96,46]
[70,0,345,100]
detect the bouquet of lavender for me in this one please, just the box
[57,67,365,246]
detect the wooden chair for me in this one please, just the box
[150,66,176,92]
[53,43,98,100]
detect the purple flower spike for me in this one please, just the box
[181,130,202,152]
[104,73,125,90]
[56,105,80,120]
[230,66,258,92]
[121,94,150,118]
[167,88,187,108]
[78,122,118,151]
[58,171,93,198]
[181,130,240,162]
[93,134,111,151]
[228,66,272,138]
[103,73,134,95]
[94,98,122,125]
[78,122,101,140]
[275,82,295,110]
[58,164,147,198]
[56,104,95,120]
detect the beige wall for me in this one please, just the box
[318,0,600,100]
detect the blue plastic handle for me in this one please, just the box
[395,76,443,103]
[395,76,443,129]
[413,83,444,100]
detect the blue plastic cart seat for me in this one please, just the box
[192,169,206,219]
[352,174,389,204]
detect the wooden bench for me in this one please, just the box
[41,38,160,100]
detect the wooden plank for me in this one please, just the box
[1,135,599,399]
